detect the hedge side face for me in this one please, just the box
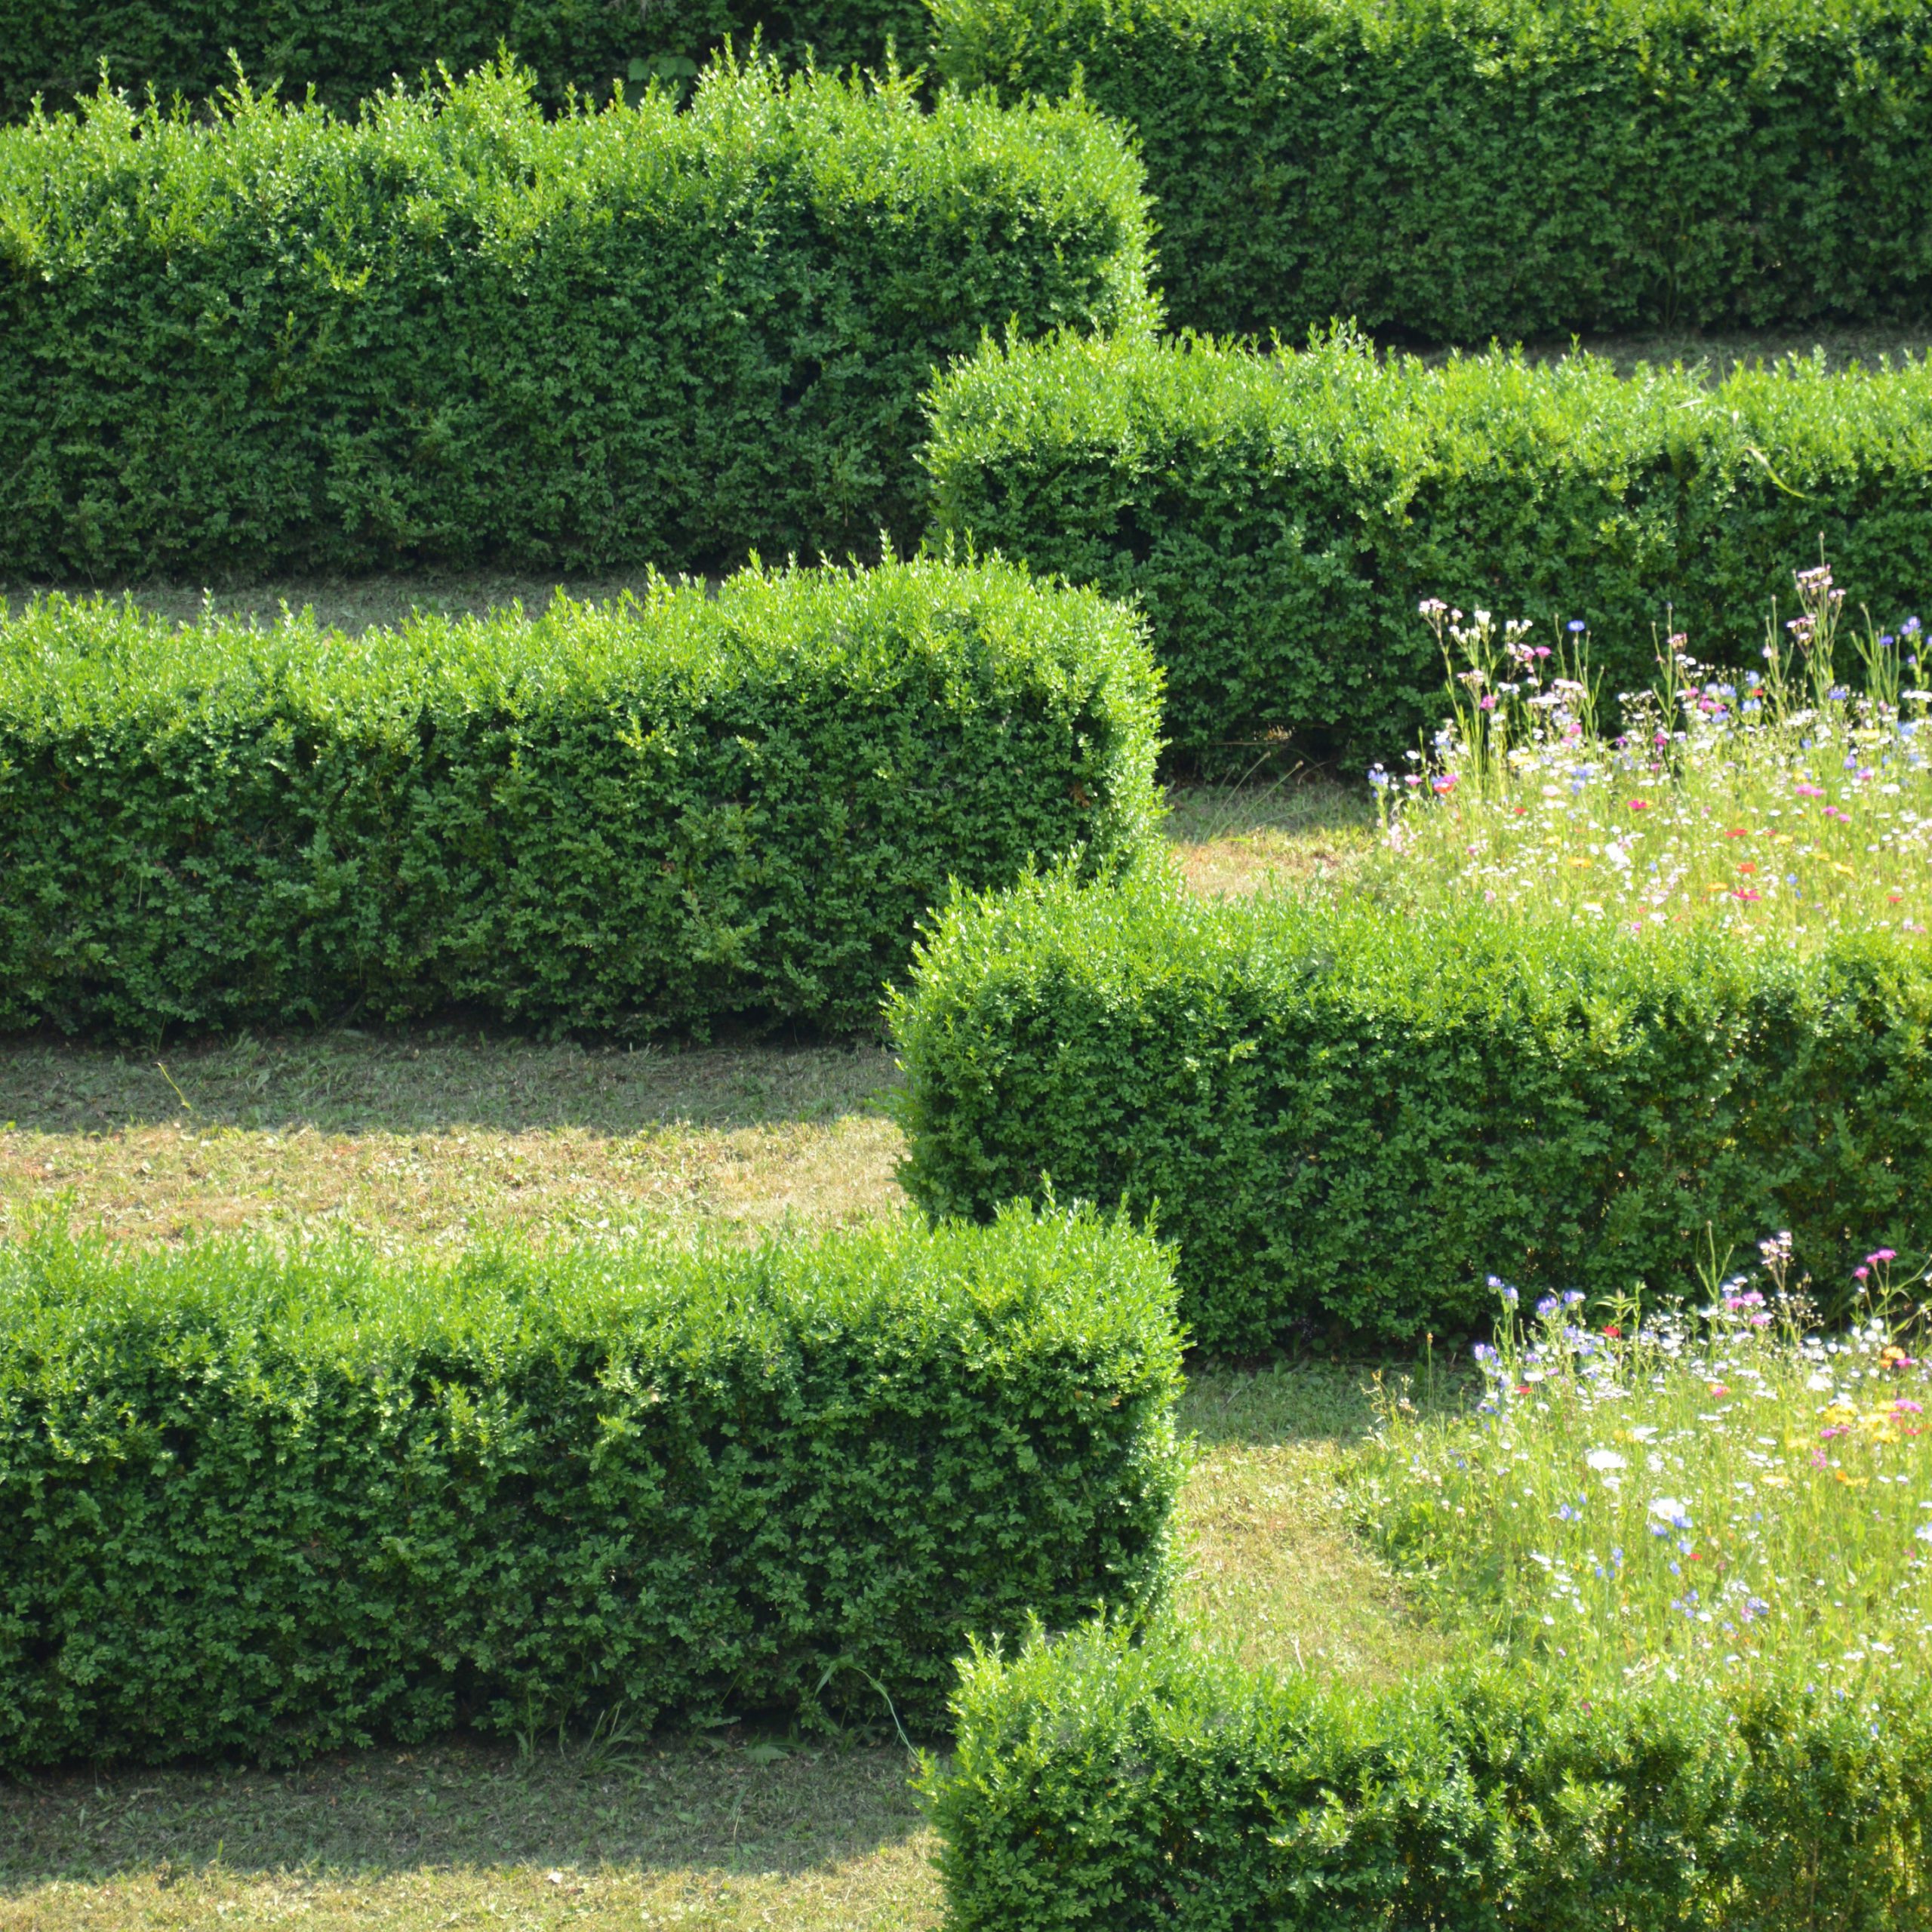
[921,332,1932,767]
[930,1621,1932,1931]
[0,60,1152,583]
[889,867,1932,1350]
[0,1,932,120]
[934,0,1932,344]
[0,1211,1184,1767]
[0,558,1161,1038]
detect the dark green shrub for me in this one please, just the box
[934,0,1932,344]
[922,331,1932,765]
[0,556,1160,1039]
[0,1208,1184,1767]
[888,864,1932,1349]
[929,1618,1932,1930]
[1,0,931,120]
[0,59,1151,583]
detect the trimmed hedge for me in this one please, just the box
[0,557,1161,1039]
[0,1209,1185,1767]
[934,0,1932,344]
[930,1618,1932,1930]
[922,331,1932,765]
[0,59,1152,583]
[888,864,1932,1350]
[1,1,931,120]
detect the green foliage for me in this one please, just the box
[0,0,932,119]
[0,556,1161,1039]
[0,58,1152,583]
[928,1617,1932,1930]
[934,0,1932,343]
[0,1207,1185,1767]
[922,331,1932,764]
[888,863,1932,1350]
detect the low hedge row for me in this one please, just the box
[922,331,1932,764]
[0,59,1150,583]
[888,865,1932,1350]
[934,0,1932,345]
[0,557,1160,1039]
[0,1209,1184,1767]
[2,0,930,119]
[931,1619,1932,1930]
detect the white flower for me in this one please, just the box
[1626,1426,1658,1441]
[1648,1497,1687,1522]
[1915,1524,1932,1543]
[1586,1449,1627,1472]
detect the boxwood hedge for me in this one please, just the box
[0,1208,1184,1767]
[0,58,1151,583]
[0,556,1161,1039]
[888,865,1932,1350]
[934,0,1932,344]
[930,1618,1932,1931]
[1,0,931,120]
[922,331,1932,765]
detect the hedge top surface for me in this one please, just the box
[891,855,1869,1026]
[0,58,1149,288]
[937,0,1932,57]
[0,0,935,121]
[0,1204,1177,1374]
[924,328,1932,485]
[0,552,1158,740]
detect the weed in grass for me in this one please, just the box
[1355,1251,1932,1695]
[1367,560,1932,943]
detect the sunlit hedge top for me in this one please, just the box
[0,0,932,120]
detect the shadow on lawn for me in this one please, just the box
[0,1734,928,1887]
[0,1035,900,1140]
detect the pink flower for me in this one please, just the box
[1628,798,1651,812]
